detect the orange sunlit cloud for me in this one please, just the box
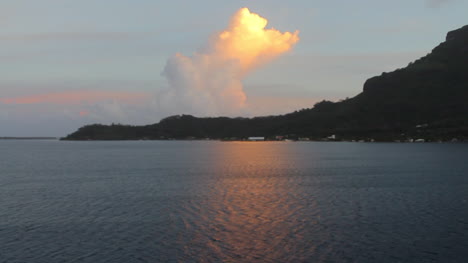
[0,90,149,105]
[162,7,299,116]
[216,7,300,74]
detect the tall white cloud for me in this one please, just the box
[159,7,299,117]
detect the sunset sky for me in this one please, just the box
[1,0,467,136]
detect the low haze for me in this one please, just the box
[1,0,467,136]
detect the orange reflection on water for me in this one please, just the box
[189,142,311,262]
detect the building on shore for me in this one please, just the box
[248,137,265,141]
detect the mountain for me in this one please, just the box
[62,25,468,142]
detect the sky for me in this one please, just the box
[1,0,467,136]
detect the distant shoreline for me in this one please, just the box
[59,138,467,143]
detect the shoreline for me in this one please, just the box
[58,138,468,143]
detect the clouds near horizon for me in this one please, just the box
[1,1,467,136]
[0,90,148,105]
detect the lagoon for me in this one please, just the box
[1,141,467,262]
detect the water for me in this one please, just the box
[0,141,467,263]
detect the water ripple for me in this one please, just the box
[0,141,467,262]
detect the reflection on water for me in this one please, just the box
[182,142,312,262]
[1,141,467,262]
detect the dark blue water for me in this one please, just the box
[0,141,467,263]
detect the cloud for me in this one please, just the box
[0,90,148,105]
[0,90,157,136]
[1,7,300,136]
[159,7,299,117]
[0,48,428,137]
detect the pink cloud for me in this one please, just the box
[0,90,149,105]
[79,110,90,117]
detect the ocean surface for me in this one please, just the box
[0,140,467,263]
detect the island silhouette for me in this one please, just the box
[62,25,468,142]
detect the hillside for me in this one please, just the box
[62,25,468,142]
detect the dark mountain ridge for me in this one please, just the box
[63,25,468,141]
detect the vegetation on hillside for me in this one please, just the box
[62,25,468,142]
